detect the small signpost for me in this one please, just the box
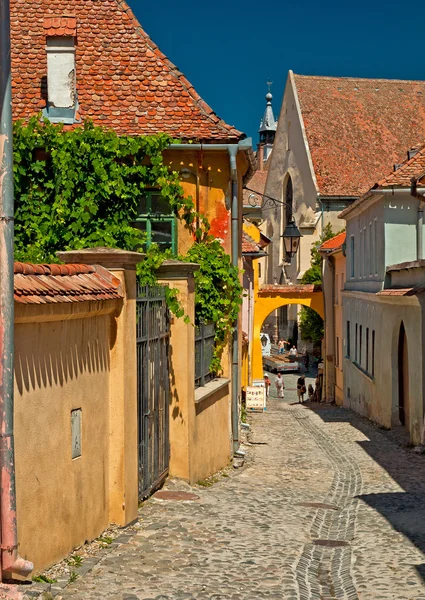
[246,385,266,412]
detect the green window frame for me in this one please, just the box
[133,191,177,253]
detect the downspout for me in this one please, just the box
[228,146,240,454]
[0,0,33,578]
[417,207,423,261]
[171,141,252,454]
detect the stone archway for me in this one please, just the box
[252,284,324,381]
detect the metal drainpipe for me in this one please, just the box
[228,146,240,453]
[170,142,249,453]
[0,0,33,578]
[417,207,423,261]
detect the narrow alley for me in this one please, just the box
[55,378,425,600]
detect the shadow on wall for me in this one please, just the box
[15,316,113,394]
[307,404,425,583]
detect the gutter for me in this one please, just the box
[0,0,33,578]
[170,139,253,453]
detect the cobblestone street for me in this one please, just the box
[58,379,425,600]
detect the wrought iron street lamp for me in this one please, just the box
[282,218,302,260]
[244,185,302,261]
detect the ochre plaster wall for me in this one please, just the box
[159,272,231,484]
[190,386,231,483]
[14,304,117,572]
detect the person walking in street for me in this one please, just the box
[275,373,285,398]
[264,374,271,397]
[297,374,306,403]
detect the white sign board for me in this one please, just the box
[246,386,266,412]
[252,379,266,387]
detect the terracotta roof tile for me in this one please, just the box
[376,144,425,187]
[243,170,268,207]
[242,232,262,254]
[319,231,346,251]
[377,287,425,296]
[294,73,425,197]
[13,262,122,304]
[259,284,322,293]
[11,0,244,142]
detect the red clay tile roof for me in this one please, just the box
[10,0,244,142]
[243,170,268,207]
[242,232,263,254]
[339,144,425,219]
[377,287,425,296]
[376,144,425,187]
[14,262,122,304]
[319,231,346,251]
[293,73,425,197]
[259,284,322,293]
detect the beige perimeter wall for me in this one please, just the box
[14,295,137,572]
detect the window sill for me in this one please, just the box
[195,378,230,404]
[347,358,375,382]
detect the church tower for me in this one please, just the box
[258,81,277,165]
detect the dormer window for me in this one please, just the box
[43,16,79,124]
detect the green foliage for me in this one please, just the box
[299,223,335,344]
[299,306,324,344]
[13,116,184,263]
[13,118,242,373]
[184,238,243,374]
[32,574,57,584]
[301,223,334,285]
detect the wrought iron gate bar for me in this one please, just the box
[136,284,170,500]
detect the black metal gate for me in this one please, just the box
[137,284,170,500]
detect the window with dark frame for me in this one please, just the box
[350,236,355,278]
[132,191,177,253]
[336,336,340,368]
[346,320,351,358]
[366,327,369,373]
[372,330,375,376]
[355,323,358,362]
[359,325,362,366]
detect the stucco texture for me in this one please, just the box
[14,306,115,572]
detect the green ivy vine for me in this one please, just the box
[13,117,242,375]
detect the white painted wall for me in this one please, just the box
[46,36,76,109]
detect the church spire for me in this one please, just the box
[259,80,277,161]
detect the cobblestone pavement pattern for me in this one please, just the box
[59,377,425,600]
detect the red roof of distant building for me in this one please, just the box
[243,170,268,207]
[10,0,244,142]
[376,144,425,187]
[242,232,263,254]
[319,231,346,251]
[294,74,425,197]
[14,262,122,304]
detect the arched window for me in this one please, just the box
[285,175,293,225]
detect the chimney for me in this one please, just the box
[408,148,419,161]
[257,144,264,172]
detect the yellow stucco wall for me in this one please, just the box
[164,149,248,258]
[334,252,345,406]
[14,285,138,573]
[159,272,231,484]
[252,291,324,381]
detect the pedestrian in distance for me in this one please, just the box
[275,373,285,398]
[297,375,306,403]
[289,345,297,357]
[278,339,285,354]
[263,374,271,397]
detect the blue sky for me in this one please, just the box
[130,0,425,144]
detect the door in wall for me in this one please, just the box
[136,284,170,500]
[397,322,409,428]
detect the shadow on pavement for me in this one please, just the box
[302,402,425,583]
